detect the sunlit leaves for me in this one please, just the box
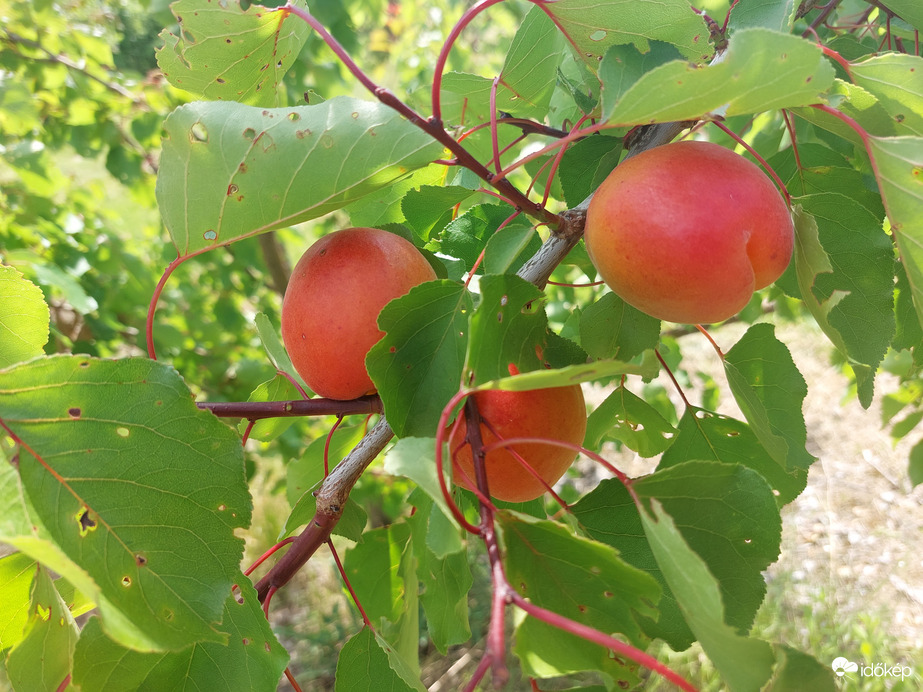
[585,385,677,457]
[601,28,835,125]
[157,0,311,107]
[334,626,426,692]
[579,292,661,362]
[851,54,923,137]
[544,0,709,64]
[156,98,442,257]
[0,265,49,368]
[0,356,251,651]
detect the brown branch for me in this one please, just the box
[197,395,382,420]
[255,417,393,601]
[258,232,292,296]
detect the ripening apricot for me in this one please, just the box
[449,384,587,503]
[281,227,436,400]
[584,140,794,324]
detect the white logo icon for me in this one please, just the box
[832,657,859,677]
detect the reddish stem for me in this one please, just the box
[284,668,304,692]
[695,324,725,359]
[241,419,256,445]
[244,537,295,577]
[489,75,503,173]
[655,349,692,409]
[146,255,188,360]
[434,391,484,536]
[328,539,372,627]
[324,416,344,476]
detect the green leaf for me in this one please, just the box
[724,324,815,470]
[880,0,923,30]
[573,461,782,650]
[544,0,710,64]
[367,281,472,439]
[851,54,923,137]
[464,274,547,385]
[343,522,413,626]
[0,265,49,368]
[765,645,837,692]
[727,0,797,31]
[579,292,662,362]
[5,566,78,692]
[909,439,923,488]
[483,226,543,276]
[789,193,895,398]
[496,5,565,119]
[408,498,471,653]
[0,552,34,652]
[346,165,447,229]
[383,438,461,556]
[584,384,677,457]
[866,135,923,329]
[156,0,310,107]
[71,579,289,692]
[660,408,807,506]
[499,511,659,682]
[254,312,308,392]
[640,500,775,692]
[602,28,835,125]
[156,98,442,257]
[0,356,250,651]
[334,626,426,692]
[400,185,473,241]
[597,41,683,126]
[237,373,300,441]
[473,358,658,393]
[558,134,624,208]
[438,204,518,271]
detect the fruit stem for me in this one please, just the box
[695,324,725,359]
[146,255,188,360]
[709,119,793,207]
[328,538,373,627]
[244,537,295,577]
[655,349,692,409]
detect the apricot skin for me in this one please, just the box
[584,140,794,324]
[281,228,436,400]
[450,385,587,503]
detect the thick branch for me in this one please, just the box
[257,232,292,296]
[255,417,393,601]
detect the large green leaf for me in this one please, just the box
[851,54,923,137]
[156,0,310,107]
[71,579,288,692]
[464,274,547,385]
[0,356,250,651]
[499,511,659,683]
[882,0,923,30]
[367,281,472,439]
[0,266,49,368]
[723,324,815,470]
[660,409,807,506]
[579,292,661,362]
[867,135,923,329]
[573,461,782,650]
[542,0,710,64]
[584,384,676,457]
[156,98,443,257]
[0,552,34,653]
[640,500,775,692]
[601,28,835,125]
[334,626,426,692]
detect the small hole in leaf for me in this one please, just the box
[121,576,132,587]
[204,230,218,241]
[288,112,300,122]
[243,128,256,140]
[190,122,208,143]
[135,554,147,567]
[242,638,251,646]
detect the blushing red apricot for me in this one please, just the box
[281,227,436,400]
[584,140,794,324]
[450,385,587,503]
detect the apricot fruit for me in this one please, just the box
[281,227,436,400]
[584,140,794,324]
[450,384,587,503]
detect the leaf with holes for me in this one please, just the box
[499,510,659,682]
[543,0,709,64]
[0,356,250,651]
[851,54,923,137]
[71,580,288,692]
[0,265,49,369]
[573,461,782,651]
[367,281,472,439]
[640,499,776,691]
[602,28,835,125]
[660,408,807,506]
[724,324,815,470]
[156,0,310,107]
[584,384,677,457]
[156,97,442,257]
